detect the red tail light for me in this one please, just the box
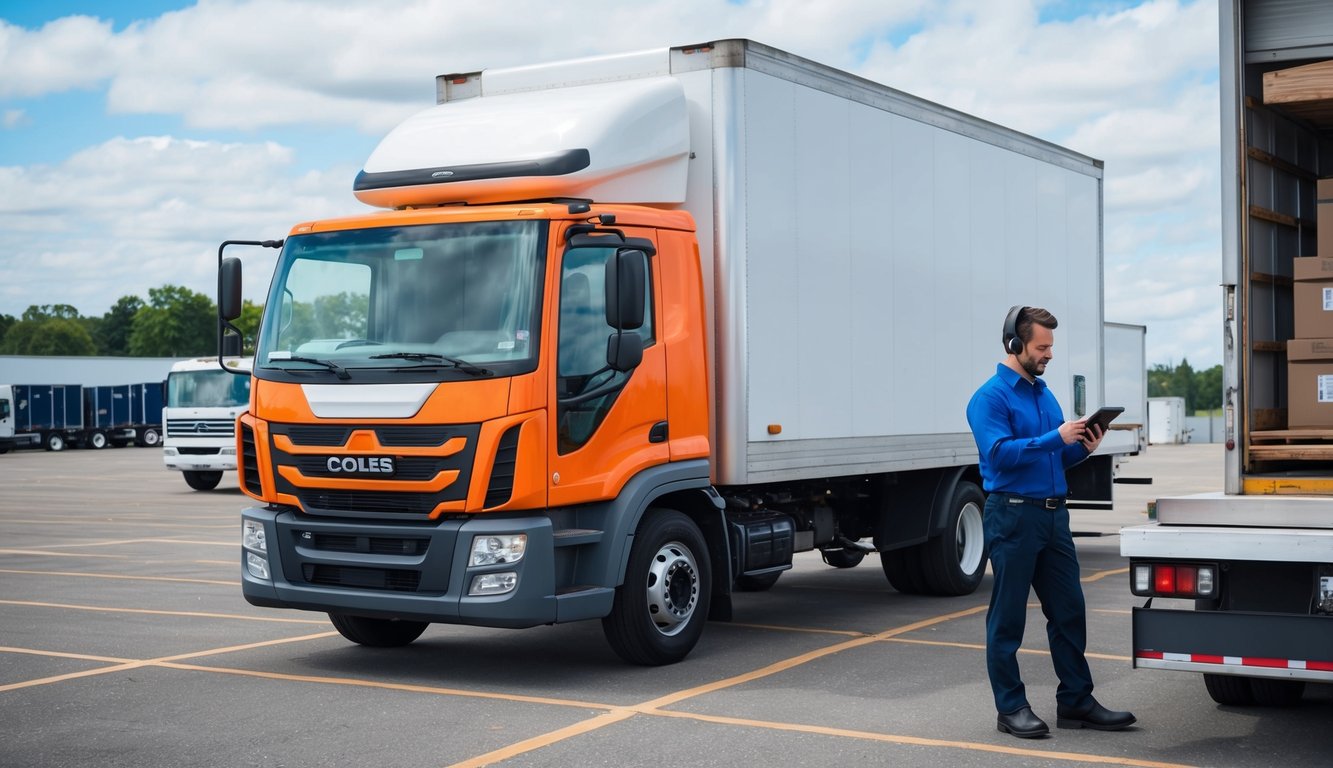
[1134,561,1217,598]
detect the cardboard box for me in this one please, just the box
[1320,178,1333,259]
[1288,338,1333,427]
[1293,255,1333,337]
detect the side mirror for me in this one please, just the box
[607,331,643,373]
[219,256,243,321]
[604,249,646,330]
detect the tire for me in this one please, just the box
[1204,673,1254,706]
[602,508,711,666]
[1250,678,1305,706]
[328,613,429,647]
[88,431,108,450]
[45,432,65,452]
[735,571,782,591]
[138,428,161,447]
[821,548,865,569]
[881,543,927,594]
[183,471,224,491]
[918,481,988,596]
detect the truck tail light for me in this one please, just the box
[1132,562,1216,598]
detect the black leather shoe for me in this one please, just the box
[1056,699,1136,730]
[996,706,1050,738]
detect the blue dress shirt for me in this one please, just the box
[966,363,1090,496]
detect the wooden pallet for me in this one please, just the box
[1249,428,1333,461]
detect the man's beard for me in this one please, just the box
[1021,357,1045,377]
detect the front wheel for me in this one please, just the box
[88,431,108,449]
[183,470,223,491]
[44,432,65,452]
[138,428,161,447]
[602,509,711,666]
[329,613,429,647]
[918,480,987,596]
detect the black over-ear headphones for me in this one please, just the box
[1003,305,1027,355]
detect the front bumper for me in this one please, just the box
[240,506,602,628]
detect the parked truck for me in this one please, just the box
[1121,0,1333,705]
[163,356,253,490]
[222,39,1115,665]
[84,382,164,449]
[0,384,84,452]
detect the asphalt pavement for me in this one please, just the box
[1,441,1330,767]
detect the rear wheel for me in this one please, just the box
[918,481,987,596]
[183,470,223,491]
[603,509,711,666]
[44,432,65,452]
[138,428,161,447]
[328,613,429,647]
[1250,678,1305,706]
[881,544,927,594]
[1204,673,1253,706]
[88,431,108,449]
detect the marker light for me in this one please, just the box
[1132,562,1217,598]
[470,534,526,566]
[469,572,518,596]
[246,551,270,580]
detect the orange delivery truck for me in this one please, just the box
[221,39,1116,665]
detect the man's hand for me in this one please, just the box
[1058,420,1087,445]
[1080,422,1105,453]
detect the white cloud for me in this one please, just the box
[2,108,27,128]
[0,136,364,316]
[0,0,1225,366]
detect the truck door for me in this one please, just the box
[548,230,668,505]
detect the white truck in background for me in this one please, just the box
[1121,0,1333,706]
[162,357,252,490]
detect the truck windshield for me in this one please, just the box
[167,370,251,408]
[255,220,545,380]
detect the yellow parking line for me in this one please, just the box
[0,632,336,694]
[0,599,326,624]
[883,636,1130,662]
[0,548,130,559]
[448,710,638,768]
[159,662,615,710]
[1083,567,1129,583]
[647,709,1196,768]
[0,568,236,587]
[0,646,134,664]
[726,622,869,638]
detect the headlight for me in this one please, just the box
[470,534,526,566]
[243,520,266,552]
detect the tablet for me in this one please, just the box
[1084,406,1124,433]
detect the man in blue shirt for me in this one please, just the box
[966,306,1136,739]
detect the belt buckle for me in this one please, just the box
[1044,498,1058,510]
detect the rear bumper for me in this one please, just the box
[1133,605,1333,682]
[240,507,611,628]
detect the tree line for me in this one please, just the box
[1148,359,1222,414]
[0,285,261,357]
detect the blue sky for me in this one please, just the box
[0,0,1222,367]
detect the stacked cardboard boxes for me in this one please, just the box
[1288,179,1333,427]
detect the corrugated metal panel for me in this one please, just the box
[1246,0,1333,61]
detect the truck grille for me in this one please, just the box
[483,424,521,508]
[239,423,261,495]
[301,564,421,592]
[266,422,482,519]
[167,418,235,438]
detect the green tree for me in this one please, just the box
[1170,358,1196,411]
[0,304,96,355]
[235,300,264,356]
[129,285,216,357]
[1195,364,1223,412]
[97,295,145,355]
[0,313,15,344]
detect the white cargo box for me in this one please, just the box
[358,40,1106,486]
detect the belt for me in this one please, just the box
[994,492,1065,510]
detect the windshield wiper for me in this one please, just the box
[268,354,351,380]
[369,352,491,377]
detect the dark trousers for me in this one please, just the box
[983,493,1094,714]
